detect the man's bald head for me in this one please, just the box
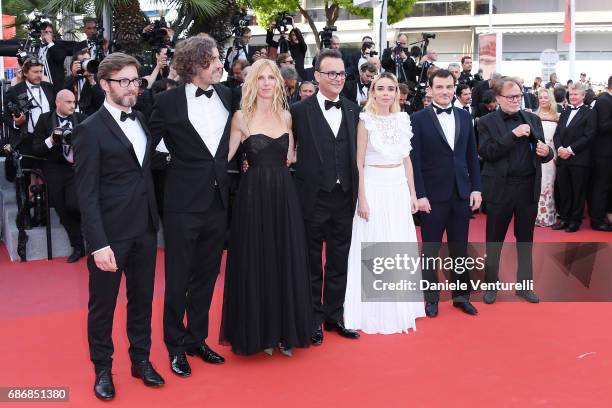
[56,89,77,116]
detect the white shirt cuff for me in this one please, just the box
[567,146,575,155]
[45,136,54,149]
[92,246,110,255]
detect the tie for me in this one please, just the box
[30,84,40,89]
[325,100,342,110]
[463,106,470,112]
[120,111,137,122]
[503,111,519,121]
[434,106,452,115]
[196,88,214,98]
[570,106,580,111]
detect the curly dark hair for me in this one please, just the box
[173,34,218,83]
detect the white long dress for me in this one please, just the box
[344,111,425,334]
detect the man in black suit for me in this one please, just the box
[457,56,474,88]
[472,72,501,108]
[552,83,596,232]
[517,78,538,111]
[381,33,417,84]
[410,69,482,318]
[347,35,373,81]
[224,27,256,73]
[73,53,164,401]
[39,23,67,93]
[478,77,554,304]
[64,49,105,115]
[291,49,360,344]
[32,90,86,262]
[588,76,612,231]
[342,62,376,106]
[149,34,232,377]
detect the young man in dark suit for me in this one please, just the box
[342,62,377,107]
[291,48,361,344]
[410,69,482,318]
[553,83,596,232]
[478,77,553,304]
[73,53,164,401]
[39,23,67,93]
[149,34,233,377]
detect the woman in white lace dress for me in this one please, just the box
[535,87,560,227]
[344,72,425,334]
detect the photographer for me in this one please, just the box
[31,90,86,262]
[342,62,377,106]
[79,17,109,60]
[143,46,173,85]
[381,33,417,84]
[224,27,255,73]
[357,41,377,72]
[38,22,68,93]
[266,24,307,79]
[64,49,104,115]
[458,56,475,87]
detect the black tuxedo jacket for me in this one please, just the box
[73,107,159,252]
[341,79,368,104]
[592,93,612,157]
[471,79,492,107]
[478,110,554,203]
[149,83,235,212]
[223,45,256,72]
[63,76,105,115]
[290,94,360,219]
[381,48,417,83]
[553,105,596,167]
[44,45,68,93]
[32,110,87,166]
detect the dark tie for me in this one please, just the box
[325,99,342,110]
[570,106,580,111]
[30,85,40,89]
[196,88,214,98]
[463,106,470,112]
[503,111,519,121]
[120,111,137,122]
[434,106,452,115]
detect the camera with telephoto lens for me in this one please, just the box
[52,124,72,146]
[27,15,46,39]
[77,58,99,76]
[319,26,337,49]
[274,12,294,34]
[231,10,253,38]
[8,93,36,117]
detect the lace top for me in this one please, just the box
[360,111,413,165]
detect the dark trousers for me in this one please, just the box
[484,179,537,284]
[557,165,589,225]
[163,190,226,355]
[419,187,471,303]
[588,156,612,226]
[43,165,83,249]
[87,227,157,371]
[304,185,353,328]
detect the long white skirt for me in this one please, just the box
[344,165,425,334]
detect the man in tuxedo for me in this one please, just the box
[346,35,373,81]
[410,69,482,318]
[454,84,474,118]
[517,78,538,111]
[342,62,376,106]
[64,49,105,115]
[588,75,612,231]
[458,56,474,88]
[478,77,553,304]
[381,33,417,84]
[472,72,501,108]
[552,83,596,232]
[224,27,255,74]
[39,23,67,93]
[291,49,360,344]
[73,53,164,401]
[32,90,86,262]
[149,34,232,377]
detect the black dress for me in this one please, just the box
[220,133,314,355]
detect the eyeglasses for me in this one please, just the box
[500,94,522,102]
[106,78,144,88]
[318,71,346,80]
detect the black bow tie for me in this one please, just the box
[463,106,470,111]
[358,81,370,91]
[120,111,137,122]
[434,106,452,115]
[57,114,70,123]
[502,111,519,121]
[325,99,342,110]
[30,85,40,89]
[570,106,581,111]
[196,87,214,98]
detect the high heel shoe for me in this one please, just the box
[263,348,274,356]
[279,344,293,357]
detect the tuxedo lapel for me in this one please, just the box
[426,107,452,150]
[566,106,589,129]
[452,107,461,147]
[305,96,325,163]
[42,83,55,109]
[99,107,141,168]
[136,111,152,168]
[176,85,214,158]
[340,96,357,164]
[213,83,232,158]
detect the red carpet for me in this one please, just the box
[1,214,610,407]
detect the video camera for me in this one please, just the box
[15,14,50,64]
[274,12,294,34]
[7,94,36,117]
[52,124,72,146]
[319,26,337,49]
[231,10,253,38]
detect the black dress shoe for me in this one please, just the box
[551,221,568,230]
[425,302,438,317]
[453,301,478,315]
[131,360,165,387]
[516,290,540,303]
[323,321,360,339]
[94,369,115,401]
[565,223,580,233]
[311,326,323,345]
[67,247,84,263]
[591,223,612,232]
[483,290,497,304]
[186,344,225,364]
[170,353,191,377]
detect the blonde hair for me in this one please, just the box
[363,72,401,115]
[240,59,288,122]
[536,87,559,120]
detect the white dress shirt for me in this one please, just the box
[24,81,51,133]
[185,83,228,156]
[566,103,583,127]
[38,42,54,83]
[44,114,75,163]
[104,100,147,166]
[432,103,456,150]
[316,91,342,137]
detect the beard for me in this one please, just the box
[108,88,138,108]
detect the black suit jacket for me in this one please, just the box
[223,45,256,72]
[478,110,554,203]
[149,83,235,212]
[32,110,87,166]
[553,105,596,167]
[471,80,492,107]
[73,107,159,252]
[290,94,360,219]
[592,93,612,157]
[63,76,105,115]
[381,48,417,84]
[341,79,368,104]
[44,45,68,93]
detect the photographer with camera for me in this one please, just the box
[64,49,104,115]
[357,41,377,72]
[79,17,109,60]
[224,27,255,73]
[38,22,68,93]
[381,33,417,84]
[266,17,307,79]
[31,90,86,262]
[458,56,475,88]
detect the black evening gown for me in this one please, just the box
[220,133,314,355]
